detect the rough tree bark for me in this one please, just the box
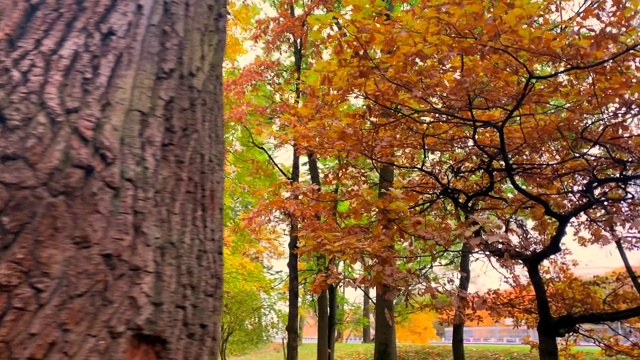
[0,0,226,359]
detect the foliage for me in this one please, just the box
[222,61,286,358]
[483,261,640,358]
[222,249,283,358]
[396,311,439,344]
[225,0,640,356]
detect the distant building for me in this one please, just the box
[441,326,537,343]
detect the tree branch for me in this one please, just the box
[615,238,640,295]
[556,305,640,330]
[243,125,292,181]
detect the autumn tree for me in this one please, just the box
[228,1,640,360]
[395,310,439,345]
[220,123,284,360]
[221,251,282,360]
[0,0,226,358]
[483,260,640,358]
[226,0,358,358]
[289,1,640,360]
[226,0,321,357]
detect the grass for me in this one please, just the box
[229,343,612,360]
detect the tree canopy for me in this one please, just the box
[224,0,640,359]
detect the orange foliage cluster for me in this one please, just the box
[396,311,439,344]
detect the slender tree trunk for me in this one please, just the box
[307,152,331,360]
[286,152,301,360]
[452,242,471,360]
[286,220,300,360]
[298,314,305,346]
[335,282,344,343]
[0,1,226,359]
[373,164,397,360]
[615,239,640,294]
[220,332,232,360]
[363,287,372,343]
[527,262,559,360]
[220,344,227,360]
[317,289,330,360]
[286,5,303,351]
[328,283,338,360]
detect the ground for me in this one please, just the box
[228,343,615,360]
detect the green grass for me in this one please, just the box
[229,343,611,360]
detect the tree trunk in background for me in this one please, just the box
[452,242,471,360]
[527,262,559,360]
[615,239,640,294]
[373,164,397,360]
[298,314,305,346]
[335,283,345,344]
[317,290,329,360]
[363,287,372,343]
[0,0,226,359]
[537,331,560,360]
[328,284,338,360]
[374,284,396,360]
[286,152,301,360]
[307,152,330,360]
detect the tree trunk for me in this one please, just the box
[615,239,640,294]
[374,284,397,360]
[452,242,471,360]
[336,283,345,343]
[526,261,559,360]
[306,152,330,360]
[298,314,305,346]
[317,289,329,360]
[220,332,232,360]
[328,284,338,360]
[363,287,372,343]
[286,151,301,360]
[373,164,397,360]
[537,329,559,360]
[0,1,226,359]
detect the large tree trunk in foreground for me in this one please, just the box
[0,0,226,359]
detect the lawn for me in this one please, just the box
[228,343,611,360]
